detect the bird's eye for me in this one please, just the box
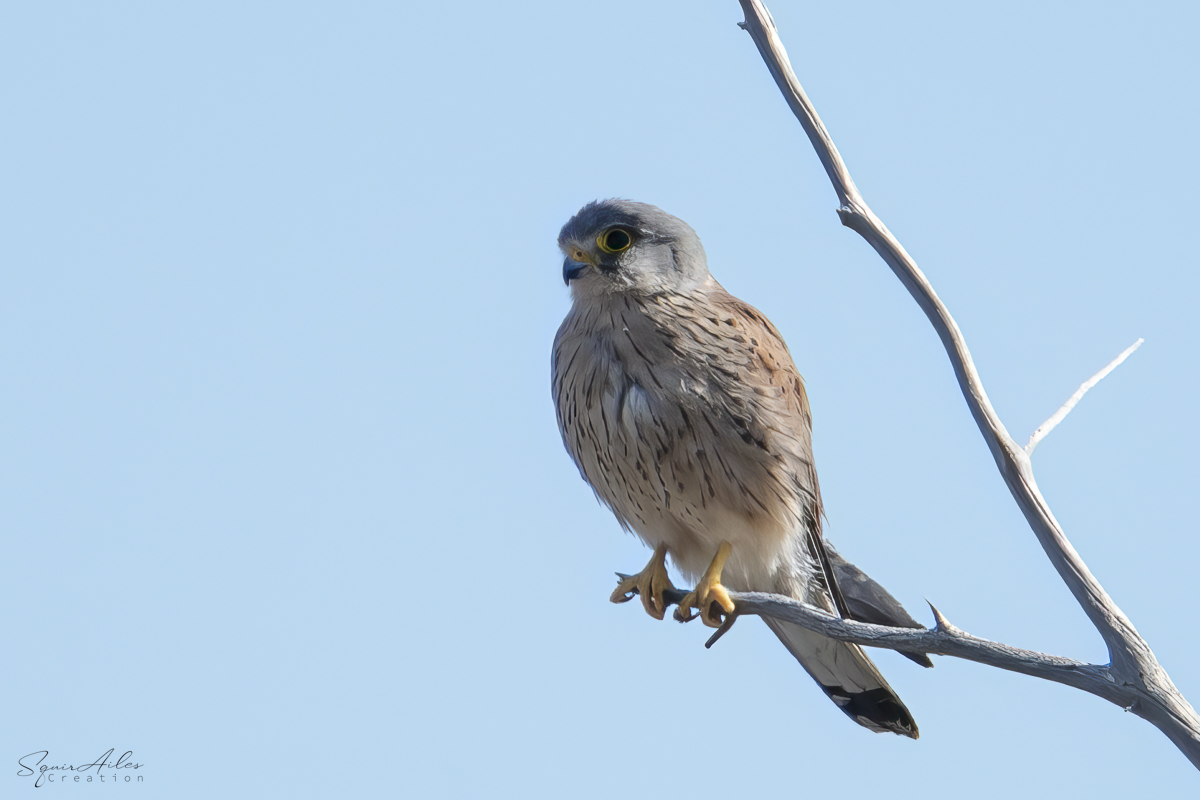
[597,228,632,254]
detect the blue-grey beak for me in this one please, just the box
[562,258,588,285]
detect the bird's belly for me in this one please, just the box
[661,503,794,593]
[588,378,799,593]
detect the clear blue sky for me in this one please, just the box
[5,1,1199,796]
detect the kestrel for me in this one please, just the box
[551,199,927,738]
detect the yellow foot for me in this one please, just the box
[610,543,678,620]
[675,541,735,628]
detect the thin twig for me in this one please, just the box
[1026,339,1144,454]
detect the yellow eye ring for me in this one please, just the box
[597,228,632,254]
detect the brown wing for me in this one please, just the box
[706,289,850,618]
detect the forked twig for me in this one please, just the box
[730,0,1200,768]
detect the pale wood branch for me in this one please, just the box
[729,592,1136,709]
[733,0,1200,769]
[619,575,1123,702]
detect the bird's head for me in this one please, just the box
[557,199,712,299]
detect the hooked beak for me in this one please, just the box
[562,257,589,285]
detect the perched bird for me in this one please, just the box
[551,199,927,737]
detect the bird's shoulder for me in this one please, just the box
[694,287,813,425]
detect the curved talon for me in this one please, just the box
[609,543,676,620]
[673,602,698,623]
[702,583,735,627]
[674,541,735,628]
[609,575,641,605]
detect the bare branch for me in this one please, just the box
[1026,339,1144,455]
[735,0,1200,769]
[729,591,1124,702]
[617,575,1125,708]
